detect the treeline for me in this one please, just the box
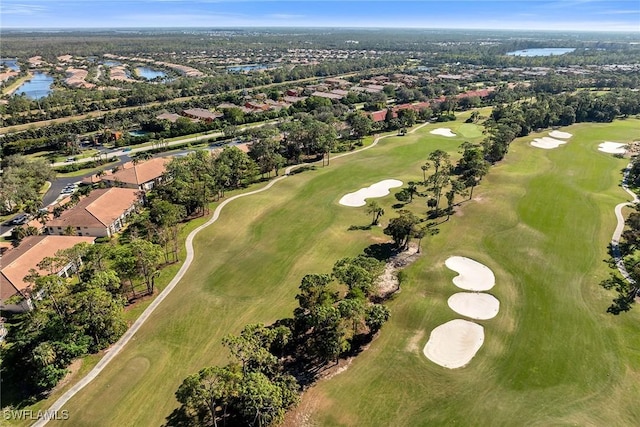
[0,156,55,215]
[601,157,640,314]
[1,238,166,401]
[167,254,390,427]
[482,89,640,163]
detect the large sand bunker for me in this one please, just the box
[447,292,500,320]
[549,130,572,139]
[445,256,495,291]
[598,141,627,154]
[423,319,484,369]
[430,128,456,137]
[338,179,403,207]
[530,137,568,150]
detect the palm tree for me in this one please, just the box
[35,209,50,228]
[366,200,385,225]
[407,182,418,202]
[421,163,430,184]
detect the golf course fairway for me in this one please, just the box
[39,118,640,427]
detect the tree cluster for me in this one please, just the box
[169,254,390,427]
[1,237,166,402]
[0,155,55,215]
[482,89,640,163]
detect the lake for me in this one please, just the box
[14,72,54,99]
[135,66,167,80]
[1,59,20,71]
[506,48,576,57]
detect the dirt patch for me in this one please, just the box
[376,243,421,298]
[406,330,425,352]
[50,358,83,394]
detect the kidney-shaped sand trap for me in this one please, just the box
[548,130,572,139]
[598,141,627,154]
[530,136,567,150]
[447,292,500,320]
[338,179,403,207]
[445,256,495,291]
[430,128,456,137]
[423,319,484,369]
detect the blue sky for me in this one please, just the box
[1,1,638,31]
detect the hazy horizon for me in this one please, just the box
[2,0,639,32]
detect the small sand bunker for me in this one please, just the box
[423,319,484,369]
[445,256,495,291]
[548,130,572,139]
[430,128,456,137]
[447,292,500,320]
[598,141,627,154]
[530,137,567,150]
[338,179,403,207]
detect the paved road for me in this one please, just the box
[50,120,276,168]
[30,122,418,427]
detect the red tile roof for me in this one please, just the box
[101,157,169,187]
[1,235,95,300]
[46,188,140,230]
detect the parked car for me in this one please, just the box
[10,214,30,225]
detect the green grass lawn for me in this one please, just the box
[26,117,640,426]
[297,119,640,426]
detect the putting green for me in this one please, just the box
[456,123,483,138]
[36,119,640,427]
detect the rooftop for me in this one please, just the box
[1,235,95,300]
[47,188,140,230]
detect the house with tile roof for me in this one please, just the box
[100,157,169,190]
[46,188,141,238]
[0,235,95,311]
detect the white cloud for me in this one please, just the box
[1,3,48,15]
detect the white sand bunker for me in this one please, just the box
[445,256,495,291]
[447,292,500,320]
[430,128,456,137]
[549,130,572,139]
[598,141,627,154]
[338,179,403,207]
[530,137,567,150]
[423,319,484,369]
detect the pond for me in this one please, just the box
[226,64,272,73]
[1,59,20,71]
[14,72,54,99]
[506,48,576,57]
[103,60,122,67]
[129,130,149,137]
[135,66,167,80]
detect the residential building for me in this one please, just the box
[0,235,95,311]
[156,112,182,123]
[46,188,141,238]
[182,108,223,122]
[100,157,169,190]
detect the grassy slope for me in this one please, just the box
[46,118,640,426]
[303,120,640,426]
